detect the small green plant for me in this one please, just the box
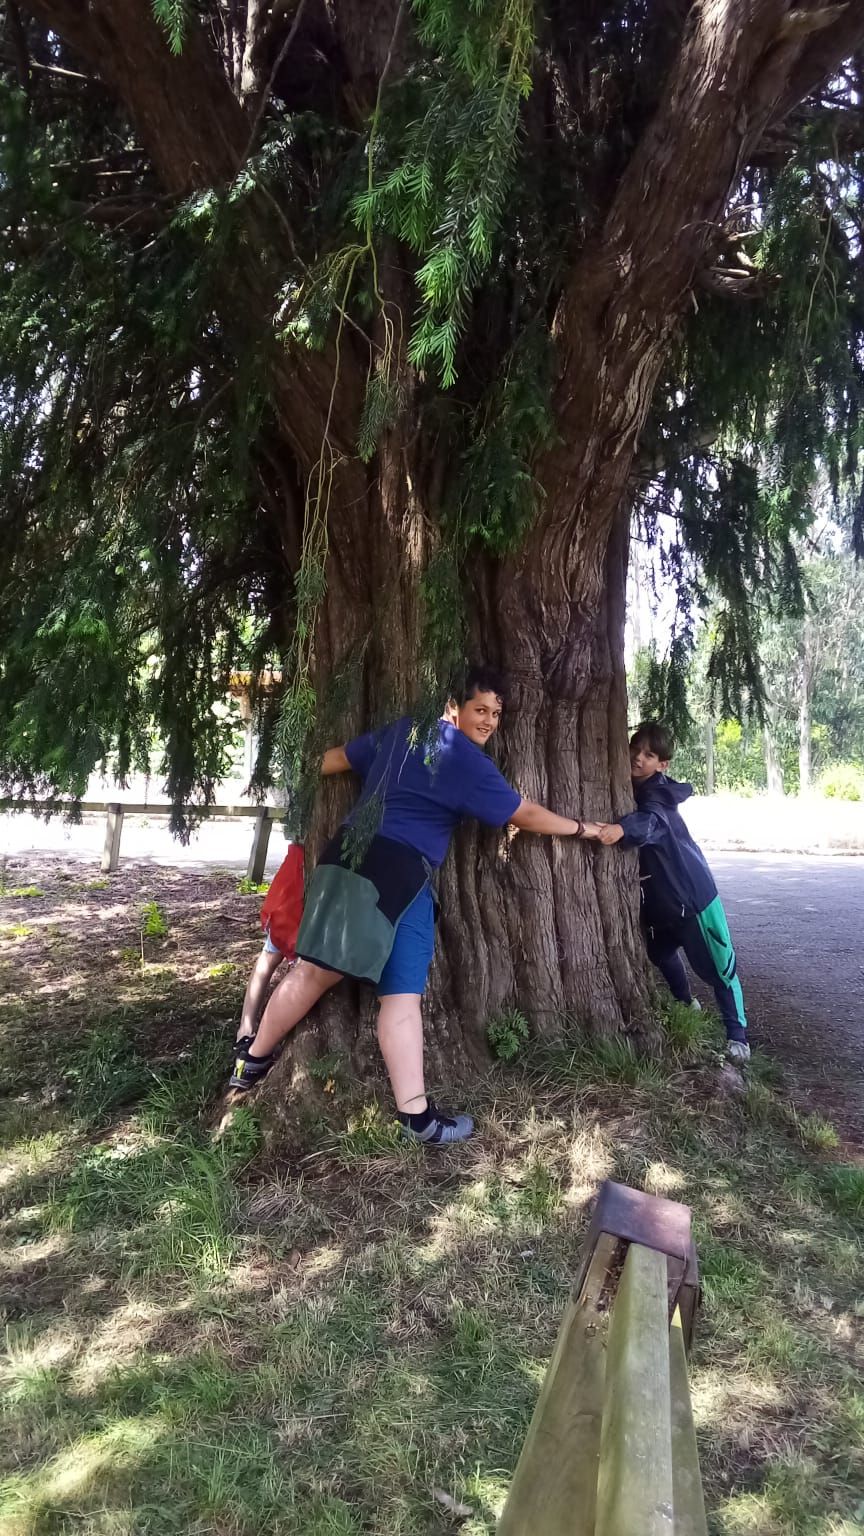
[1,923,32,939]
[236,876,269,896]
[660,998,713,1053]
[207,960,239,979]
[516,1158,561,1221]
[335,1104,404,1161]
[140,900,168,939]
[743,1078,777,1124]
[218,1103,263,1167]
[820,1165,864,1217]
[796,1112,840,1152]
[4,885,43,899]
[308,1052,347,1094]
[487,1006,530,1063]
[84,878,110,892]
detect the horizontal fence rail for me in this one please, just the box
[498,1180,707,1536]
[0,799,285,881]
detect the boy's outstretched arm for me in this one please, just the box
[509,800,603,838]
[597,811,666,847]
[321,746,352,775]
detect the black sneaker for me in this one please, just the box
[398,1099,474,1145]
[233,1032,255,1062]
[229,1046,276,1092]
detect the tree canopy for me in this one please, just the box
[1,1,863,822]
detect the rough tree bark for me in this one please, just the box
[763,707,785,795]
[26,0,864,1112]
[705,719,716,798]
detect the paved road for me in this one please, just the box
[712,852,864,1141]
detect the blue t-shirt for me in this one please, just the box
[344,716,521,867]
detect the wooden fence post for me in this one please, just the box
[247,810,272,884]
[101,803,124,874]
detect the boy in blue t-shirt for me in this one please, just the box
[597,721,750,1062]
[229,665,602,1143]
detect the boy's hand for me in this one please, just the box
[596,823,625,845]
[579,822,603,839]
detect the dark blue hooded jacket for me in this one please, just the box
[618,772,717,926]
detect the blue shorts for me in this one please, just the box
[262,926,283,957]
[377,885,436,997]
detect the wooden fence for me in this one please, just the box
[498,1180,706,1536]
[1,800,284,883]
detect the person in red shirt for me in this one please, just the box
[234,842,304,1053]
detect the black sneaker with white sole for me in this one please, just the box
[229,1043,276,1091]
[398,1099,474,1145]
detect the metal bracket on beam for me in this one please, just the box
[574,1181,700,1351]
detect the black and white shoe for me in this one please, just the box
[398,1099,474,1145]
[229,1043,276,1091]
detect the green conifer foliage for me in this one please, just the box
[0,5,862,819]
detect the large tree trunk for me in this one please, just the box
[257,488,650,1133]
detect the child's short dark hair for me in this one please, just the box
[630,720,674,761]
[457,664,508,704]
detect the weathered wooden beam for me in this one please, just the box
[101,802,124,873]
[670,1308,708,1536]
[594,1243,674,1536]
[496,1287,607,1536]
[247,809,273,884]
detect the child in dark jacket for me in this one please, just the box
[598,721,750,1062]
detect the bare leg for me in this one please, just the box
[236,948,284,1041]
[249,959,342,1058]
[376,994,426,1112]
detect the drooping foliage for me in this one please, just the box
[0,2,862,815]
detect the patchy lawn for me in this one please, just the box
[1,857,863,1535]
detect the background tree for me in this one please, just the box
[649,544,864,797]
[2,1,864,1097]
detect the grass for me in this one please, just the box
[1,869,863,1535]
[57,1023,155,1126]
[3,1049,861,1536]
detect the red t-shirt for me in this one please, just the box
[260,843,304,958]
